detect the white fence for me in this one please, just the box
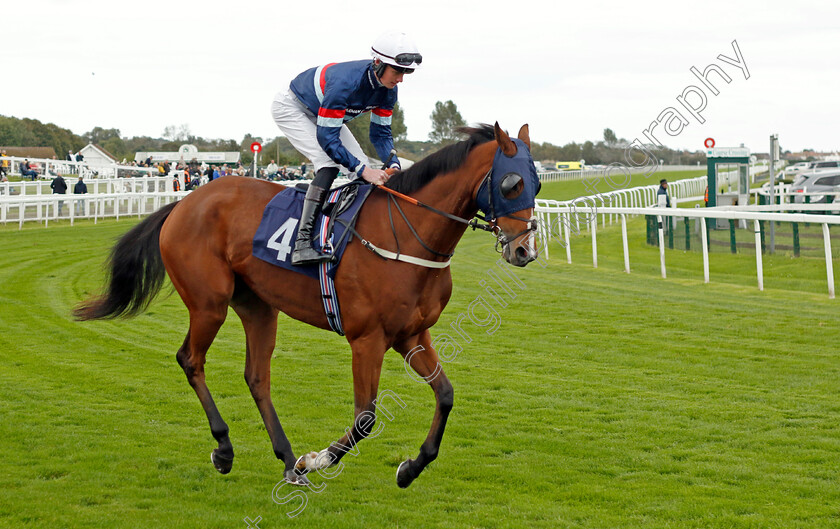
[534,203,840,298]
[0,176,338,229]
[4,155,159,180]
[0,191,188,228]
[536,165,702,183]
[534,164,774,235]
[1,175,176,197]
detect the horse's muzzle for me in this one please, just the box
[500,218,538,267]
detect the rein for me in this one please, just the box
[352,154,540,268]
[375,180,496,234]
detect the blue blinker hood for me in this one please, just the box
[475,138,541,219]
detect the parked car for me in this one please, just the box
[790,169,840,203]
[808,160,840,170]
[785,161,810,175]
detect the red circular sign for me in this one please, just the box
[704,137,715,149]
[250,141,262,153]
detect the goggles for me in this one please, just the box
[372,48,423,66]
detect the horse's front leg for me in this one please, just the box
[393,329,454,488]
[295,332,387,475]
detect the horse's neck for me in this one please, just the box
[404,145,494,255]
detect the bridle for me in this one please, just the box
[473,168,539,253]
[372,165,539,260]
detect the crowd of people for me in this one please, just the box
[1,151,314,197]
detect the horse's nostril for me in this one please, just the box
[515,246,529,261]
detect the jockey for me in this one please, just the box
[271,31,422,265]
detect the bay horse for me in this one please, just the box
[74,123,540,488]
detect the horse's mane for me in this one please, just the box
[385,124,495,194]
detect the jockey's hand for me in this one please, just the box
[361,166,390,185]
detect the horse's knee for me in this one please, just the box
[243,370,266,395]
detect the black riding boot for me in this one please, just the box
[291,167,338,265]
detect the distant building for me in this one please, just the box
[134,144,240,165]
[0,146,57,159]
[79,143,118,166]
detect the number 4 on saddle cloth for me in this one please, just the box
[252,181,374,336]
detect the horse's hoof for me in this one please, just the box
[396,459,415,488]
[211,449,234,474]
[284,469,311,487]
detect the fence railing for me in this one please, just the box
[3,155,159,179]
[534,203,840,298]
[0,176,352,228]
[0,191,188,228]
[0,175,177,197]
[536,165,703,183]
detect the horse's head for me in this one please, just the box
[475,123,542,267]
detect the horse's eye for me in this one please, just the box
[499,173,523,199]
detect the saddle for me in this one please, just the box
[252,181,374,335]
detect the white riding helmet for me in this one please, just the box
[371,31,422,71]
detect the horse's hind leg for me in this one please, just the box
[393,329,454,488]
[176,308,234,473]
[231,288,308,485]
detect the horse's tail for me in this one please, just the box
[74,201,179,321]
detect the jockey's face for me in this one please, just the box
[378,65,405,89]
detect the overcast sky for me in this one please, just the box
[3,0,838,154]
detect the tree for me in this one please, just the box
[83,127,121,145]
[429,100,465,146]
[162,124,192,142]
[603,128,617,146]
[391,102,407,143]
[345,102,408,162]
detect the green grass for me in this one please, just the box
[3,189,840,528]
[540,169,706,201]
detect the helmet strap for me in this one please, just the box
[373,59,387,81]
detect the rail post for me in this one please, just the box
[729,219,737,254]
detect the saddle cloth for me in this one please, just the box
[252,181,373,335]
[252,181,372,278]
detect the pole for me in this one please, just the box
[768,134,777,254]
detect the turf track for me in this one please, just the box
[2,180,840,528]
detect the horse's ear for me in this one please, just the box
[517,124,530,149]
[494,122,516,156]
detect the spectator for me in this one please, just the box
[73,175,88,215]
[0,149,9,178]
[205,164,214,182]
[51,172,68,215]
[187,175,201,190]
[20,159,38,180]
[657,179,671,207]
[266,160,278,178]
[300,162,306,178]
